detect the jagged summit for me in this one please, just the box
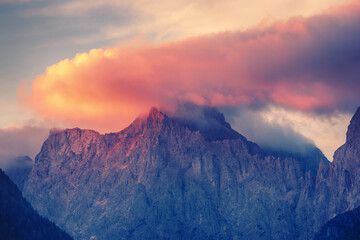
[169,105,248,142]
[48,128,100,142]
[346,106,360,146]
[48,106,247,144]
[143,107,168,128]
[148,107,166,120]
[127,106,248,142]
[332,106,360,165]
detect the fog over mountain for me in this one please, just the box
[3,155,33,191]
[0,126,49,168]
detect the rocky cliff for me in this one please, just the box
[23,107,343,240]
[310,107,360,237]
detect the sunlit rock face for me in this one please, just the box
[24,107,331,240]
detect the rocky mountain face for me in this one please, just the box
[23,107,358,240]
[313,205,360,240]
[309,107,360,236]
[0,168,72,240]
[4,155,33,192]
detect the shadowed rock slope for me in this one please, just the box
[0,168,72,240]
[313,205,360,240]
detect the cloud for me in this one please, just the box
[20,0,354,43]
[19,1,360,133]
[0,126,49,168]
[226,105,351,160]
[0,0,29,3]
[227,107,314,153]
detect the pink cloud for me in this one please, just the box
[20,1,360,132]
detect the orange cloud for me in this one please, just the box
[20,1,360,132]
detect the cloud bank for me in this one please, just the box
[227,107,315,154]
[225,105,351,160]
[20,1,360,133]
[0,126,49,168]
[20,0,353,44]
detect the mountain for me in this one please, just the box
[24,107,327,240]
[264,144,328,175]
[0,168,73,240]
[3,155,33,192]
[309,107,360,237]
[313,205,360,240]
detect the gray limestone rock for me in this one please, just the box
[23,107,360,240]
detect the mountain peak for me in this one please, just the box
[144,107,168,128]
[148,107,166,120]
[346,106,360,145]
[170,105,248,142]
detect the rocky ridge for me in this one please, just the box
[23,107,358,240]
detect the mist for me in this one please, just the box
[224,106,321,156]
[0,126,49,169]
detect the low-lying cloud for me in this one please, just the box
[20,1,360,133]
[227,106,316,153]
[0,126,49,169]
[224,105,351,160]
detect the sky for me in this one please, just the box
[1,0,359,162]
